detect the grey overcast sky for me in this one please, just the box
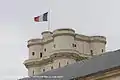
[0,0,120,79]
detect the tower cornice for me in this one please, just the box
[24,50,89,68]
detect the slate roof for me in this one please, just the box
[18,49,120,80]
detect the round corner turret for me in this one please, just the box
[90,36,106,55]
[27,38,43,59]
[52,28,75,50]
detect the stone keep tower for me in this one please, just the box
[24,28,106,76]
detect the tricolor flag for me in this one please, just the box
[34,12,48,22]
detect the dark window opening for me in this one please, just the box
[43,69,45,72]
[51,66,53,69]
[59,62,61,68]
[102,49,104,52]
[40,52,42,58]
[72,44,74,47]
[32,52,35,56]
[53,44,56,48]
[33,70,34,76]
[74,44,76,47]
[72,43,76,47]
[90,50,93,56]
[44,48,46,52]
[72,44,75,47]
[67,61,69,65]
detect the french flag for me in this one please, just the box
[34,12,48,22]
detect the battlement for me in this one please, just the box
[53,28,75,37]
[27,37,54,47]
[75,34,106,43]
[27,38,42,47]
[27,28,106,48]
[53,28,75,34]
[41,31,52,39]
[90,36,106,43]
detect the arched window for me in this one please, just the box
[72,43,76,47]
[74,44,76,47]
[59,62,61,68]
[32,52,35,56]
[67,61,69,65]
[51,66,53,69]
[102,49,104,53]
[53,44,56,48]
[33,70,34,76]
[44,48,46,52]
[90,50,93,56]
[40,52,42,58]
[43,69,45,72]
[72,44,74,47]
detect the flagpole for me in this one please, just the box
[48,9,50,31]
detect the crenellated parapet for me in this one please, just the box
[27,28,106,48]
[27,37,54,48]
[53,28,75,37]
[27,39,43,47]
[75,34,106,44]
[90,36,106,43]
[41,31,52,39]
